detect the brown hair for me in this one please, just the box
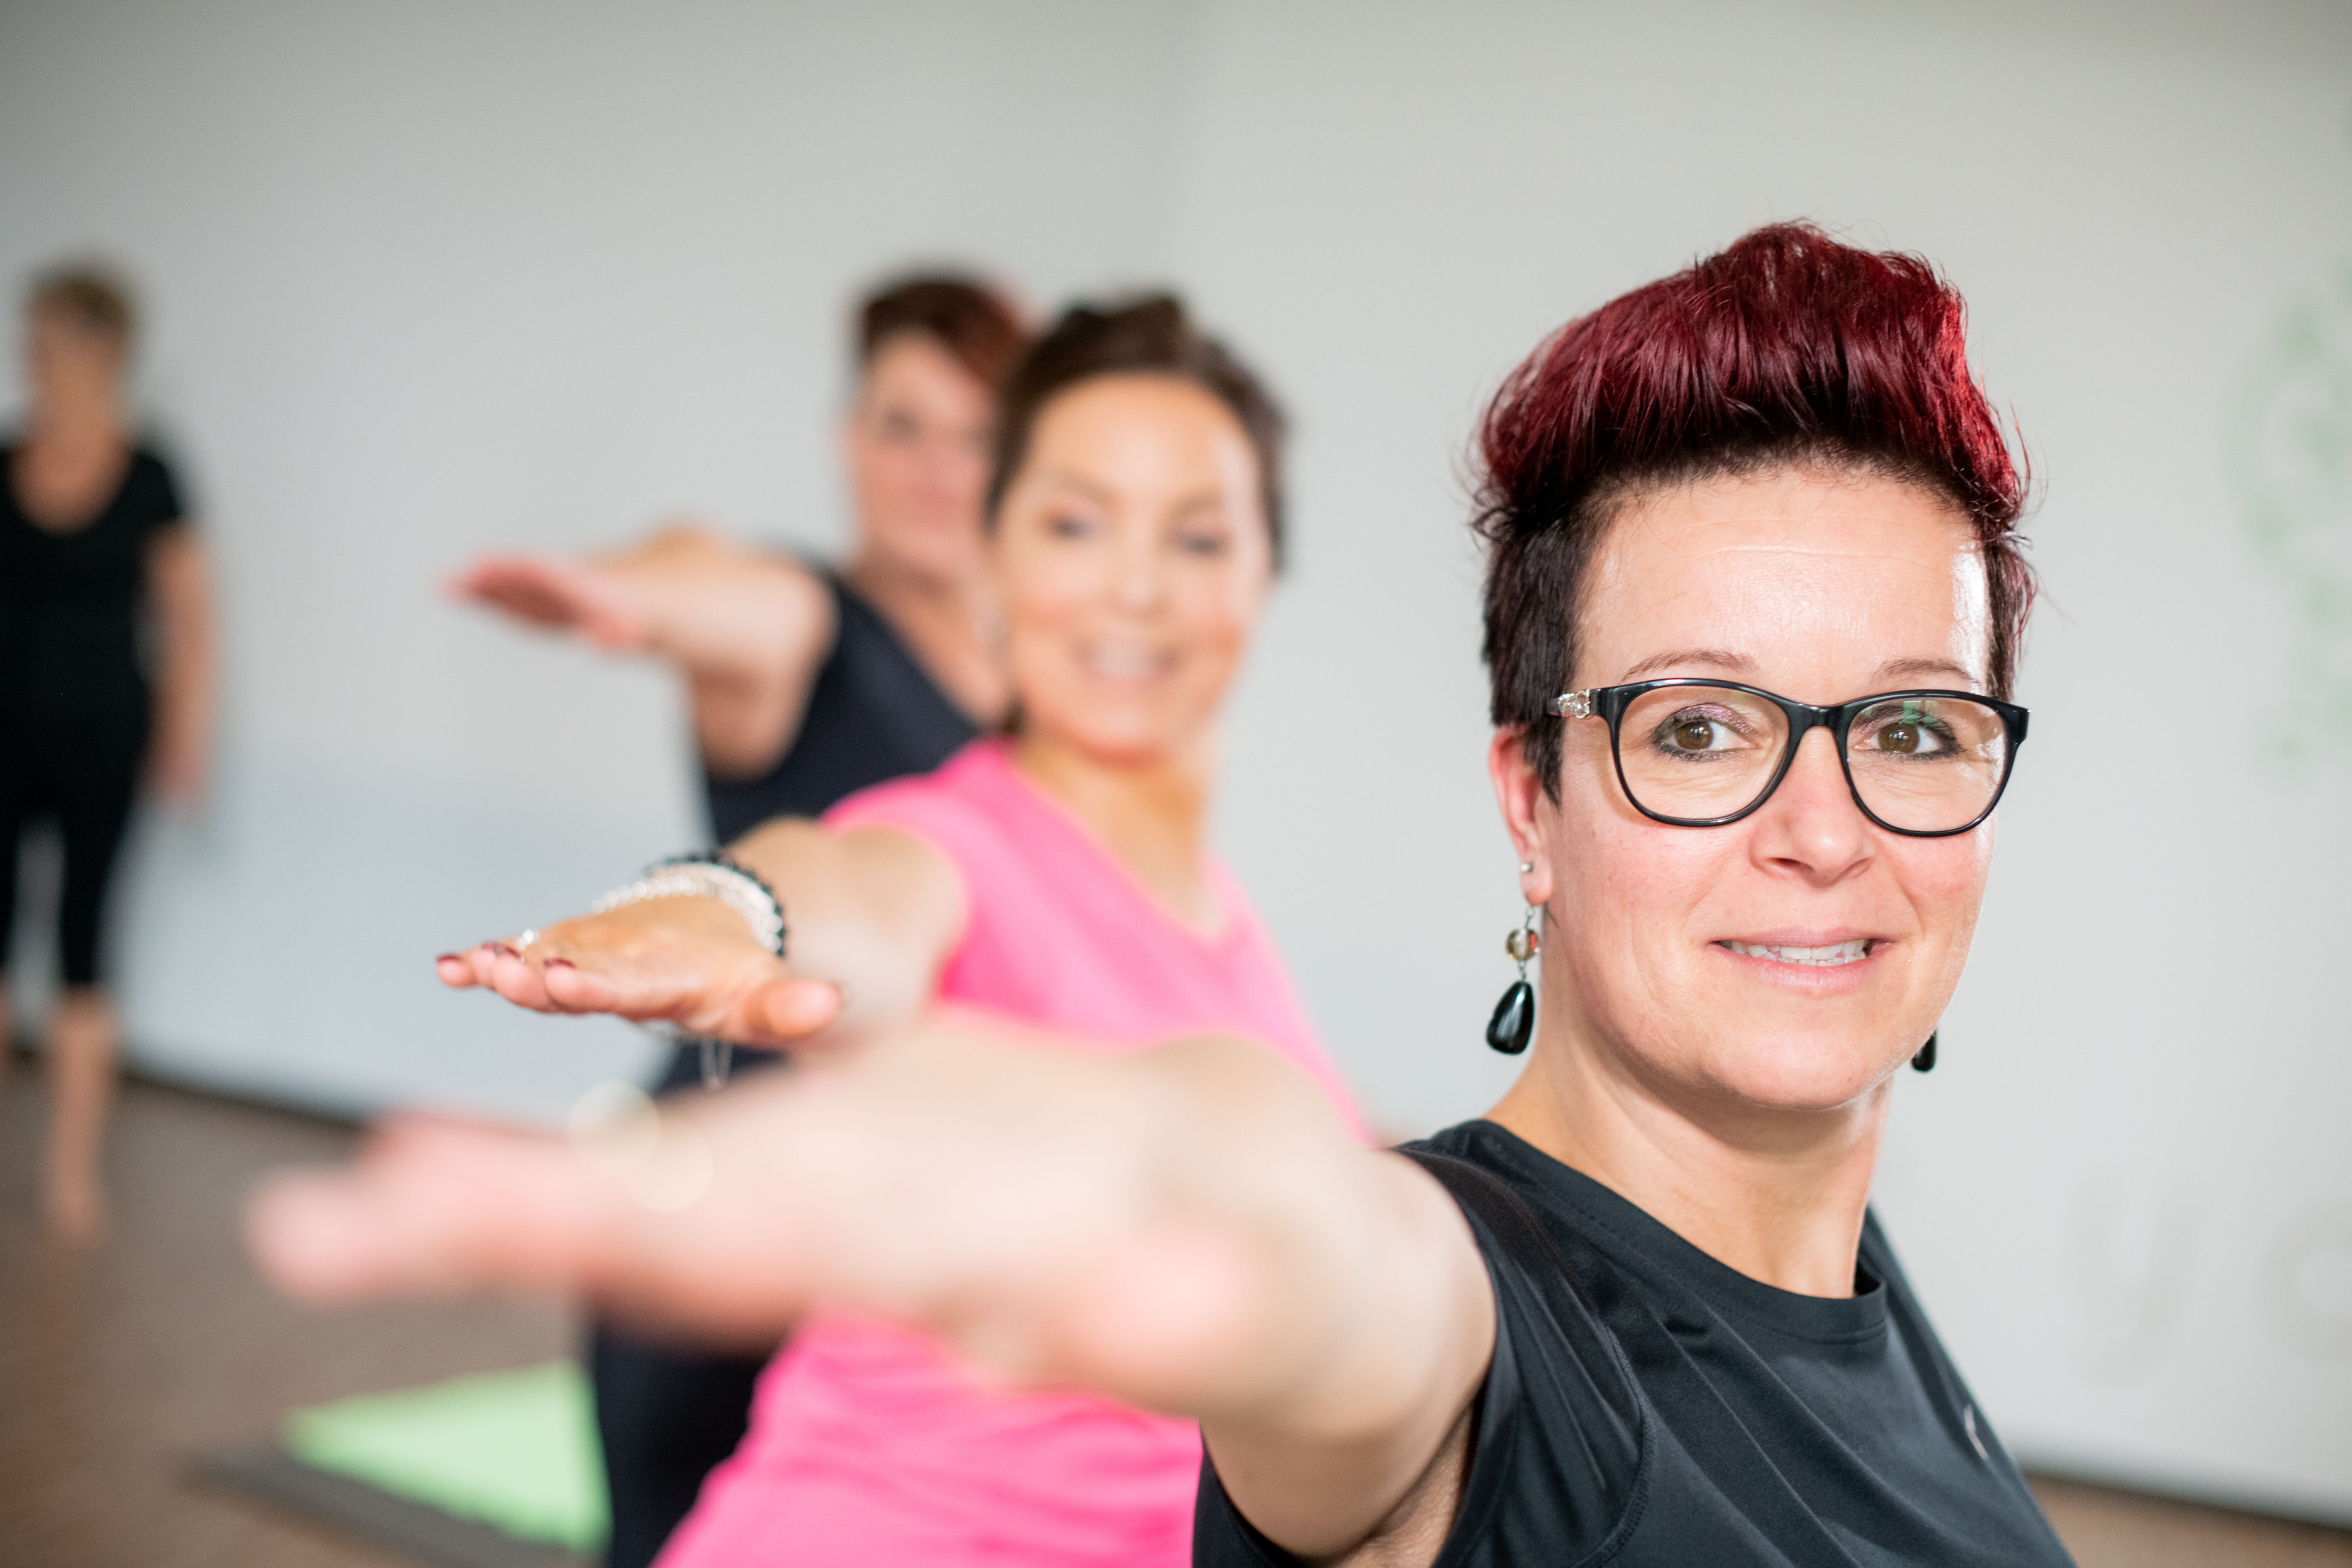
[986,294,1288,570]
[27,261,137,348]
[857,273,1027,392]
[1475,223,2034,796]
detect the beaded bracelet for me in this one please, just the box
[590,851,787,956]
[590,851,788,1089]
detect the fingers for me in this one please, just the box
[435,935,726,1026]
[245,1114,604,1303]
[448,556,616,635]
[539,956,631,1014]
[483,943,560,1008]
[433,941,562,1009]
[434,905,818,1038]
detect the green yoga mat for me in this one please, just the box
[283,1361,609,1554]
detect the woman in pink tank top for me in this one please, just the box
[665,740,1357,1568]
[426,295,1361,1566]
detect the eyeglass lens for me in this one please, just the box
[1616,686,2012,832]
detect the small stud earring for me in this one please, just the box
[1486,905,1540,1054]
[1911,1030,1938,1073]
[1518,861,1533,873]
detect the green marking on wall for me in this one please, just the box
[2221,122,2352,783]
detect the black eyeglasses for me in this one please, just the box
[1552,680,2029,838]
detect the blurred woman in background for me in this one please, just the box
[438,295,1361,1567]
[450,274,1022,849]
[1,262,215,1245]
[449,273,1028,1568]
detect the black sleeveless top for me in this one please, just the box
[1196,1120,2074,1568]
[0,443,187,727]
[700,565,980,842]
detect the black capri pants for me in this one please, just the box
[0,707,145,989]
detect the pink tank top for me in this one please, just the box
[656,741,1360,1568]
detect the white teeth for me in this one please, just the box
[1725,939,1871,967]
[1082,644,1168,679]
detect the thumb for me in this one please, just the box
[752,976,847,1043]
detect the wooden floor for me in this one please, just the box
[2,1069,2347,1568]
[0,1066,571,1568]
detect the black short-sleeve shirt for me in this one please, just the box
[1196,1120,2074,1567]
[0,443,189,723]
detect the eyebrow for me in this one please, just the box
[1874,655,1982,690]
[1169,494,1232,521]
[1612,649,1984,691]
[1618,648,1755,682]
[1030,469,1119,506]
[1031,471,1232,519]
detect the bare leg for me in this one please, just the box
[44,985,117,1245]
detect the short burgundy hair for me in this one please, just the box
[857,273,1028,392]
[1475,222,2035,795]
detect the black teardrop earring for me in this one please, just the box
[1486,901,1539,1055]
[1911,1030,1938,1073]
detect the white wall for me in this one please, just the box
[0,0,1197,1113]
[2,0,2346,1522]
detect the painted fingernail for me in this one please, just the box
[545,958,575,970]
[435,953,464,965]
[489,942,521,959]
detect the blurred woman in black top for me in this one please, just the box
[449,273,1025,1568]
[1,263,217,1245]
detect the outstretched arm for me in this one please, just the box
[247,1015,1494,1564]
[439,815,967,1049]
[449,525,835,778]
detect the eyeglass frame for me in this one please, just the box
[1550,679,2031,838]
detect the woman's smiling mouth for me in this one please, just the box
[1079,641,1175,680]
[1719,938,1874,967]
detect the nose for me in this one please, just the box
[1112,525,1164,611]
[1747,726,1875,885]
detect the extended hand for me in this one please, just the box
[436,896,846,1048]
[244,1021,1289,1385]
[449,554,650,650]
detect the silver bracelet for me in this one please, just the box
[590,853,785,1092]
[590,854,786,956]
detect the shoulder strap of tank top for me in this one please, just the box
[1401,1146,1583,1286]
[1402,1144,1648,1453]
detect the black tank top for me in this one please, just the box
[700,566,980,842]
[1195,1120,2074,1568]
[0,443,187,726]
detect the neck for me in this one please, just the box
[1012,726,1222,934]
[838,543,1011,728]
[841,543,984,620]
[1488,1013,1888,1298]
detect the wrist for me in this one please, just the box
[592,852,787,956]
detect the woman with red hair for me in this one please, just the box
[253,225,2074,1566]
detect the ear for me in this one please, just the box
[1488,726,1555,906]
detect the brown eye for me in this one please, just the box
[1880,722,1921,755]
[1673,718,1714,751]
